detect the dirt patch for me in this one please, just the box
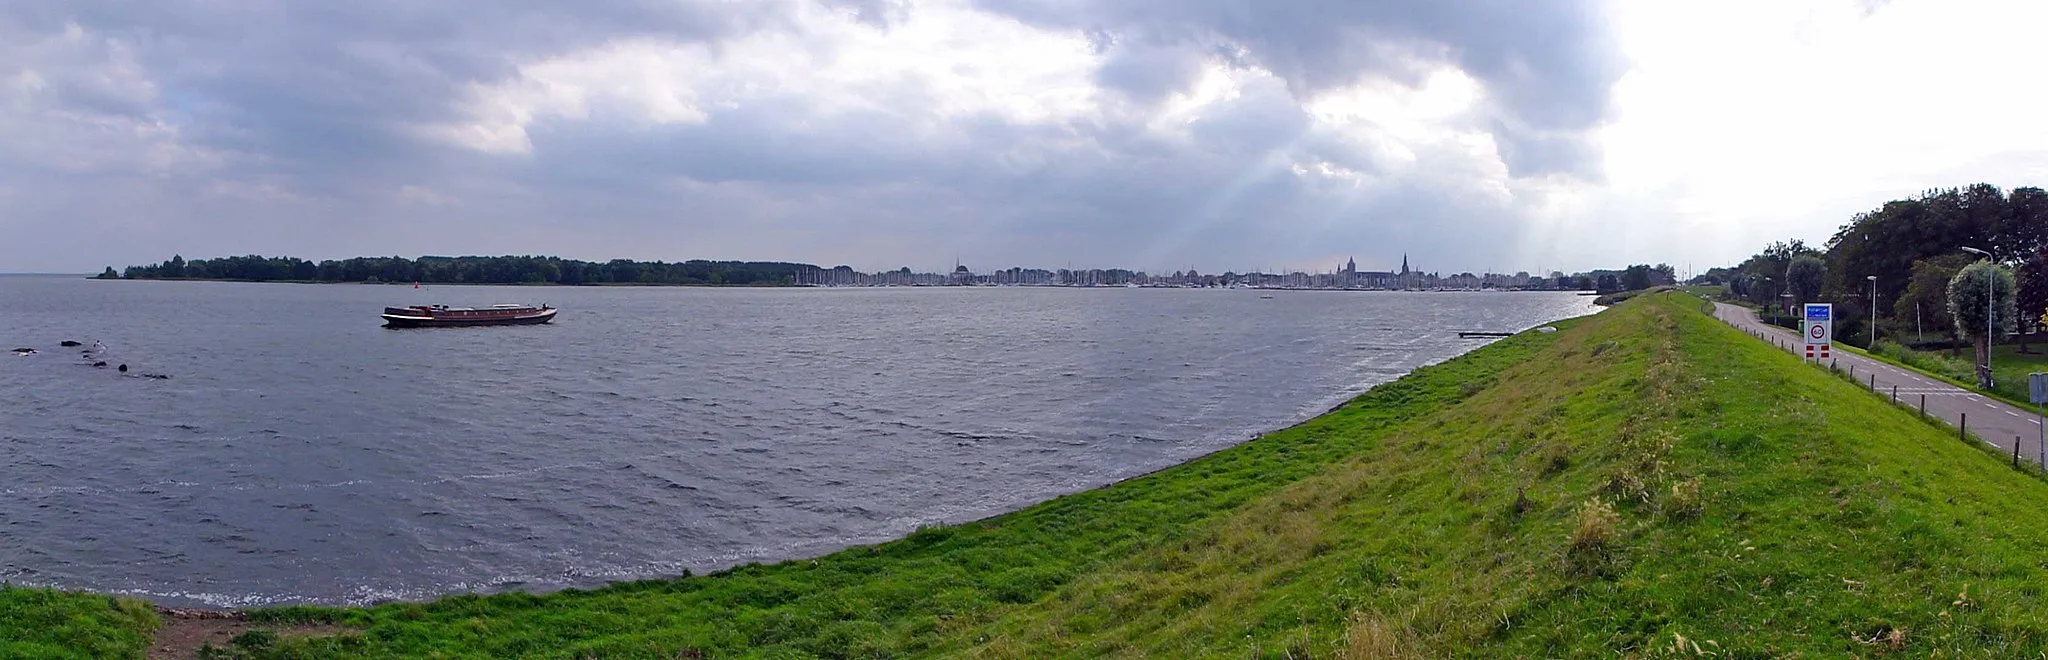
[150,608,349,659]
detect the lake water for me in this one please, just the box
[0,276,1594,607]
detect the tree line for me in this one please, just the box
[100,254,817,286]
[1705,183,2048,386]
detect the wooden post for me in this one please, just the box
[1850,364,1855,378]
[2015,438,2022,468]
[1961,413,1968,443]
[1870,374,1876,390]
[1892,385,1898,404]
[1920,394,1927,418]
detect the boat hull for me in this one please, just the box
[382,308,557,328]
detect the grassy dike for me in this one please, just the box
[18,291,2048,656]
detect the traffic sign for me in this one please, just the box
[1803,304,1833,360]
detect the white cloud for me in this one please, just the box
[433,0,1106,155]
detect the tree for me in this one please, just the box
[1948,260,2017,388]
[2018,247,2048,354]
[1895,254,1972,351]
[1734,239,1818,309]
[1621,264,1653,291]
[94,266,118,279]
[1595,274,1620,293]
[165,254,186,278]
[1786,255,1826,307]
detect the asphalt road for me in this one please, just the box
[1712,302,2048,467]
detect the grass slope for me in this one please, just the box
[28,292,2048,657]
[0,587,156,659]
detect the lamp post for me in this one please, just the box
[1762,276,1775,324]
[1961,246,1993,388]
[1867,274,1878,349]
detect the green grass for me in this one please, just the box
[1679,284,1728,299]
[30,291,2048,657]
[0,586,158,659]
[1989,343,2048,407]
[1591,285,1672,306]
[1866,339,1977,383]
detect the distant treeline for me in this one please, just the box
[100,254,815,286]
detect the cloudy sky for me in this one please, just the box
[4,0,2046,276]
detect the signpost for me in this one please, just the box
[2031,373,2048,465]
[1803,304,1833,362]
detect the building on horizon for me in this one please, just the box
[1337,255,1403,289]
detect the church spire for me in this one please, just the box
[1400,254,1409,275]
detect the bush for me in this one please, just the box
[1870,340,1974,382]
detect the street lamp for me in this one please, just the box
[1762,276,1775,323]
[1960,246,1993,388]
[1867,274,1878,349]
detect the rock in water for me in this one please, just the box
[10,348,33,355]
[117,364,128,372]
[60,340,82,347]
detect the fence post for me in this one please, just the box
[1920,394,1927,418]
[2015,439,2022,468]
[1892,385,1898,404]
[1870,374,1876,390]
[1850,364,1856,378]
[1962,413,1968,443]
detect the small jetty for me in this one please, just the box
[1457,331,1515,338]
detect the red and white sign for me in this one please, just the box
[1803,304,1833,360]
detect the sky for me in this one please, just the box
[4,0,2047,276]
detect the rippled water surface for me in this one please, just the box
[0,276,1595,606]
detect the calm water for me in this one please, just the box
[0,276,1594,607]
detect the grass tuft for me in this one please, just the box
[1564,497,1623,578]
[1660,476,1704,520]
[1340,612,1422,660]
